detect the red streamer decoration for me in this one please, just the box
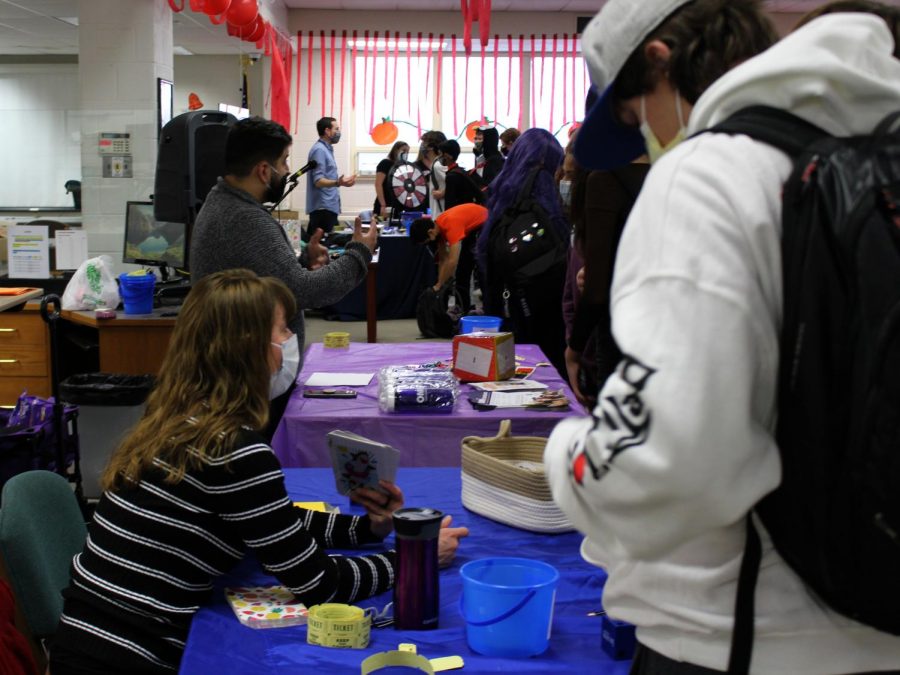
[351,30,358,111]
[550,34,557,132]
[480,0,491,48]
[479,42,485,125]
[451,35,458,135]
[493,35,499,125]
[362,30,369,118]
[571,34,577,125]
[506,35,513,118]
[294,31,302,133]
[339,30,347,123]
[425,32,434,101]
[518,35,524,130]
[319,31,326,117]
[416,32,423,138]
[406,32,412,118]
[562,33,569,127]
[539,34,545,100]
[330,31,336,115]
[436,34,444,114]
[464,50,470,126]
[307,30,313,106]
[167,0,184,12]
[461,1,472,55]
[391,32,400,120]
[369,31,378,133]
[530,35,537,129]
[269,31,291,131]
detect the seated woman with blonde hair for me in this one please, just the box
[49,269,467,675]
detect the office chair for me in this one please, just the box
[0,471,87,642]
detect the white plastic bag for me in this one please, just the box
[61,255,121,310]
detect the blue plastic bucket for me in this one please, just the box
[400,211,424,235]
[460,557,559,658]
[118,272,156,314]
[459,315,503,334]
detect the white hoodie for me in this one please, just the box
[545,14,900,674]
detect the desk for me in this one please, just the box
[272,342,580,467]
[61,308,177,375]
[181,467,629,675]
[324,234,436,325]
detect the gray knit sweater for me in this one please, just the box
[190,179,371,368]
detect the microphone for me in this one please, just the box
[287,160,317,183]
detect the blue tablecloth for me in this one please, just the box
[180,468,631,674]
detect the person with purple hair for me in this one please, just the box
[477,128,569,375]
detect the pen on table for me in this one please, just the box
[586,610,607,617]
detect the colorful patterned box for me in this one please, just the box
[225,586,309,629]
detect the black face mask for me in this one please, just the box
[265,165,287,204]
[473,142,483,154]
[500,146,509,157]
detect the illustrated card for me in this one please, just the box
[327,430,400,495]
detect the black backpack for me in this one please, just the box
[709,106,900,673]
[487,165,568,296]
[415,280,463,339]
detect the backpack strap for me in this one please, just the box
[707,105,829,158]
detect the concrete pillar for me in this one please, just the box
[78,0,173,261]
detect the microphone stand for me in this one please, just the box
[266,160,317,213]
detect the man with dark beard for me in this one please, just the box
[190,116,377,436]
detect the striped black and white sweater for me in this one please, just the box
[50,430,394,673]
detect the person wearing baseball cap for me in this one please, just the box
[546,0,900,673]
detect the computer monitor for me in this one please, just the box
[123,201,187,282]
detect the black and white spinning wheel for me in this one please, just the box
[388,161,428,209]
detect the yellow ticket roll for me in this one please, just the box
[324,332,351,348]
[306,604,372,649]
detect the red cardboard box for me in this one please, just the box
[452,332,516,382]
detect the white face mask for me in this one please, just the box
[269,334,300,399]
[559,179,573,207]
[640,90,687,164]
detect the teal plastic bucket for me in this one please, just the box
[459,315,503,334]
[118,272,156,314]
[460,557,559,658]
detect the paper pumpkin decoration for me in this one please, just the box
[371,119,399,146]
[464,120,483,143]
[225,0,257,27]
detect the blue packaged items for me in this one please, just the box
[377,366,459,414]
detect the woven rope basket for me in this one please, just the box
[461,420,573,532]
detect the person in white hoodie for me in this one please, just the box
[544,1,900,673]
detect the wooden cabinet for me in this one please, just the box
[0,308,50,405]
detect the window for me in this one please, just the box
[439,56,522,142]
[531,55,589,142]
[353,54,435,149]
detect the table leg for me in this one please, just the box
[366,262,378,343]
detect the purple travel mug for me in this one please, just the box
[392,507,443,630]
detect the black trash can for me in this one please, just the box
[60,374,155,499]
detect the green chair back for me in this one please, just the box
[0,471,87,638]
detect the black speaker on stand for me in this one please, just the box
[153,110,237,270]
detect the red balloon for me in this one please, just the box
[189,0,205,11]
[203,0,230,14]
[243,15,266,43]
[225,0,257,27]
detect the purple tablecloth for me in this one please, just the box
[272,342,581,467]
